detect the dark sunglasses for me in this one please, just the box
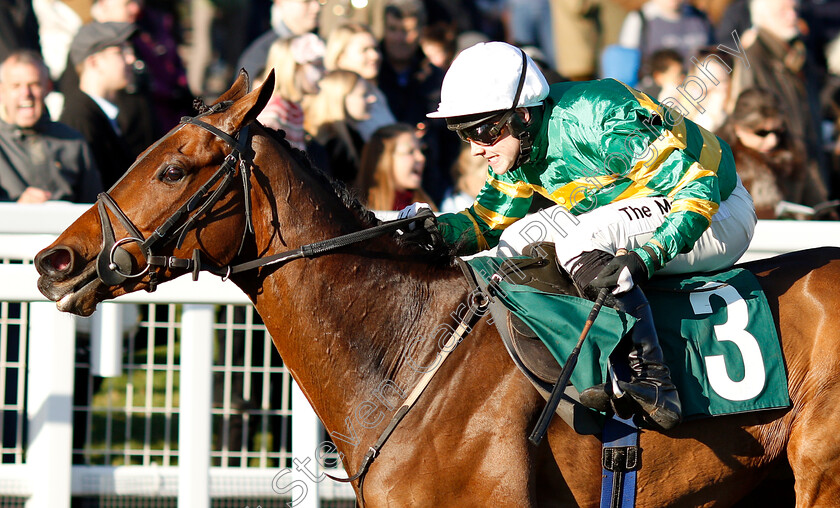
[455,112,513,146]
[753,128,785,138]
[451,49,528,147]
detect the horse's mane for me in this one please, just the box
[194,98,457,264]
[258,123,458,265]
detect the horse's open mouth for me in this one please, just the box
[40,266,103,316]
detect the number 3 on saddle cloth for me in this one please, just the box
[462,243,790,434]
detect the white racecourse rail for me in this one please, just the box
[0,202,838,507]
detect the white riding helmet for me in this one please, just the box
[427,41,549,120]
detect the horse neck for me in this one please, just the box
[232,133,469,448]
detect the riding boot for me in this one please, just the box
[580,286,682,431]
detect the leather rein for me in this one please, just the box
[95,109,429,291]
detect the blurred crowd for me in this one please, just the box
[1,0,839,220]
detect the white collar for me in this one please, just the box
[88,93,120,122]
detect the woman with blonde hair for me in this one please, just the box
[303,69,376,183]
[354,123,438,211]
[324,21,395,140]
[256,33,325,151]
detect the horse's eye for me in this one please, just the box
[161,165,185,182]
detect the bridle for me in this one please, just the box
[95,107,434,292]
[95,102,255,291]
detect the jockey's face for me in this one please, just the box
[462,108,529,175]
[468,128,520,175]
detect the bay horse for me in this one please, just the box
[34,71,840,507]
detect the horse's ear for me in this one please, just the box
[212,69,251,105]
[223,69,274,132]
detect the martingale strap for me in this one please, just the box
[325,290,489,507]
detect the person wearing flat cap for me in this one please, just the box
[59,21,137,190]
[397,41,759,432]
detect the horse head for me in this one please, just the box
[35,70,275,316]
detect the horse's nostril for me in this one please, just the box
[51,249,72,272]
[38,247,75,275]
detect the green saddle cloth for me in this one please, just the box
[467,256,790,419]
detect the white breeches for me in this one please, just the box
[496,179,757,276]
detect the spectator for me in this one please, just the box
[507,0,554,67]
[650,46,733,133]
[718,88,807,219]
[59,21,138,190]
[324,21,395,141]
[319,0,389,41]
[90,0,140,22]
[684,46,734,133]
[553,0,636,81]
[419,21,457,71]
[303,69,377,184]
[377,0,455,204]
[236,0,322,79]
[0,0,41,63]
[354,122,437,211]
[713,0,750,46]
[256,33,325,152]
[617,0,713,63]
[129,0,194,132]
[0,50,102,203]
[439,143,487,213]
[727,0,832,208]
[32,0,92,82]
[637,48,685,100]
[824,33,840,199]
[87,0,160,159]
[186,0,256,97]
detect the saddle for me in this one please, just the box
[461,243,604,435]
[460,243,789,430]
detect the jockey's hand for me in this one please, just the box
[591,251,649,295]
[397,207,445,251]
[397,202,431,230]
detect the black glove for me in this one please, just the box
[398,208,445,251]
[590,251,649,295]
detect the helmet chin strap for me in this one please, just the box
[515,129,533,167]
[505,49,538,169]
[510,105,540,168]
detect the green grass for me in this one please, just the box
[84,341,180,465]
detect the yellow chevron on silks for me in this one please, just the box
[459,209,490,251]
[668,162,717,199]
[546,175,621,208]
[695,127,723,173]
[671,198,719,223]
[613,181,660,202]
[473,202,519,230]
[488,176,534,199]
[621,82,660,114]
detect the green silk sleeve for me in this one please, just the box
[436,168,534,254]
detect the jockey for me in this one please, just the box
[401,41,757,431]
